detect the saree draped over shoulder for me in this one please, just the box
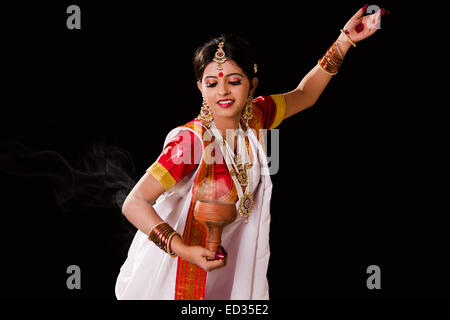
[115,95,286,300]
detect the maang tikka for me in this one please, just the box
[213,40,227,76]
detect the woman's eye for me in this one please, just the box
[229,80,241,85]
[206,82,217,87]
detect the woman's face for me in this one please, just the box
[198,60,257,123]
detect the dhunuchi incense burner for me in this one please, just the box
[194,200,237,254]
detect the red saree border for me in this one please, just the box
[175,121,210,300]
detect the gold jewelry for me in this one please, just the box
[253,64,258,74]
[166,232,180,257]
[234,154,242,165]
[198,97,213,128]
[210,122,254,223]
[340,29,356,47]
[236,167,248,187]
[213,40,227,71]
[318,41,344,75]
[241,95,254,127]
[238,193,254,223]
[148,222,180,257]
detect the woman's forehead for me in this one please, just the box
[203,60,244,77]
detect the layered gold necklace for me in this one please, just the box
[210,122,254,223]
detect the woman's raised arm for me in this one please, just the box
[283,5,386,120]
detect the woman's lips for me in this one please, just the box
[217,99,234,108]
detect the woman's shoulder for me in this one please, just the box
[147,119,204,191]
[176,118,208,139]
[164,119,205,150]
[251,94,287,130]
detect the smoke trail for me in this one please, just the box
[0,140,136,214]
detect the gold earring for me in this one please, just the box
[241,95,254,127]
[198,97,213,128]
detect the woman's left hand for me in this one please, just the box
[342,4,389,43]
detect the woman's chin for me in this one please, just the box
[213,106,242,119]
[213,111,242,122]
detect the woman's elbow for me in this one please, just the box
[121,192,155,218]
[121,194,134,217]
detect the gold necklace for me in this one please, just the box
[210,122,254,223]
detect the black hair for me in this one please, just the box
[193,33,257,82]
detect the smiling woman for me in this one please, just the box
[116,34,284,300]
[198,61,259,138]
[115,5,388,300]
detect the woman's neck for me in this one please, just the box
[213,117,241,140]
[213,117,243,153]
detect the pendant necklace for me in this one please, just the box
[210,122,254,223]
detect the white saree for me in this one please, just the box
[115,124,273,300]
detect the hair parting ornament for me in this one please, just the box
[213,40,227,77]
[210,38,258,78]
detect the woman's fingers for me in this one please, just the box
[187,246,227,272]
[201,247,216,260]
[198,247,227,271]
[352,3,369,21]
[347,6,388,42]
[365,9,380,30]
[344,5,368,33]
[204,258,226,272]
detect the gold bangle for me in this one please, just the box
[149,222,178,255]
[167,232,181,257]
[321,40,343,61]
[317,60,337,75]
[149,222,171,243]
[149,221,166,236]
[340,29,356,47]
[334,41,344,59]
[318,42,343,75]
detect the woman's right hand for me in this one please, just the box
[171,235,226,272]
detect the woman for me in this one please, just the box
[116,5,386,300]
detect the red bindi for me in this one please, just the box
[218,72,224,77]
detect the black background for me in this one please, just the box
[0,0,446,306]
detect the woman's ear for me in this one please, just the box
[197,80,203,95]
[250,77,258,95]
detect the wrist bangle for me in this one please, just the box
[148,222,180,257]
[318,41,344,75]
[167,232,181,257]
[340,29,356,47]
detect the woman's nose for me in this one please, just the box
[216,81,230,96]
